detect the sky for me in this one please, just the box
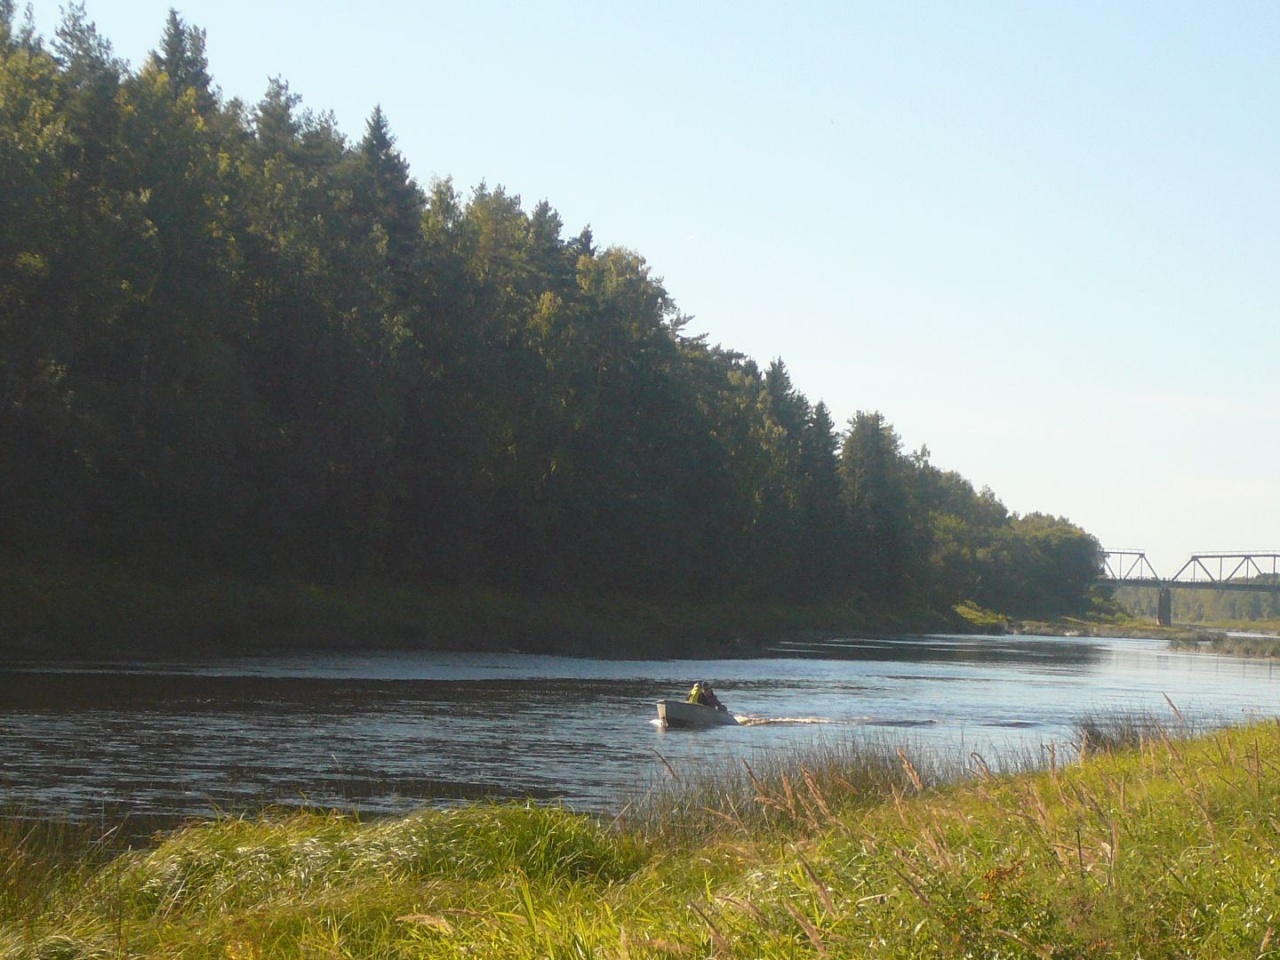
[25,0,1280,576]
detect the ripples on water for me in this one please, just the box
[0,634,1277,823]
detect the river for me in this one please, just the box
[0,634,1276,823]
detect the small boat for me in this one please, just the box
[656,699,740,728]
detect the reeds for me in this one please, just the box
[619,735,979,848]
[1072,702,1204,756]
[0,811,134,926]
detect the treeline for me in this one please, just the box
[0,5,1101,619]
[1115,584,1280,624]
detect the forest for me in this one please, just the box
[0,4,1103,637]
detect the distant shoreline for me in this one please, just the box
[0,560,955,661]
[3,560,1274,662]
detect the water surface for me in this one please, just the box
[1,634,1276,821]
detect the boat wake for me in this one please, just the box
[734,716,940,728]
[653,713,942,729]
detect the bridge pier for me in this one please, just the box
[1157,587,1172,626]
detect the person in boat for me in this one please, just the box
[687,680,727,712]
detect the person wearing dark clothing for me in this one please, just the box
[687,680,727,712]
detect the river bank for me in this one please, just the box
[3,714,1277,958]
[6,559,1271,662]
[1012,613,1280,648]
[0,559,968,661]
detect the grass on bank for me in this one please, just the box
[1170,632,1280,658]
[5,709,1280,959]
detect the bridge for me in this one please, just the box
[1100,550,1280,624]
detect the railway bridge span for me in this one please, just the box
[1100,551,1280,625]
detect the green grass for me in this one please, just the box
[952,600,1010,631]
[6,709,1280,957]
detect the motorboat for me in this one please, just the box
[656,699,740,728]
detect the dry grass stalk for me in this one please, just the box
[784,900,829,957]
[800,767,834,824]
[797,855,836,918]
[897,747,925,793]
[689,901,732,958]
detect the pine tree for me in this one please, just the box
[152,8,214,111]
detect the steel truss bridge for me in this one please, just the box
[1101,551,1280,592]
[1101,551,1280,624]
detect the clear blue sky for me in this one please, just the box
[29,1,1280,576]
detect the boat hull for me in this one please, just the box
[656,699,740,728]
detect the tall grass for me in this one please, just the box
[1072,701,1205,755]
[619,734,1031,848]
[0,811,133,930]
[0,803,647,958]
